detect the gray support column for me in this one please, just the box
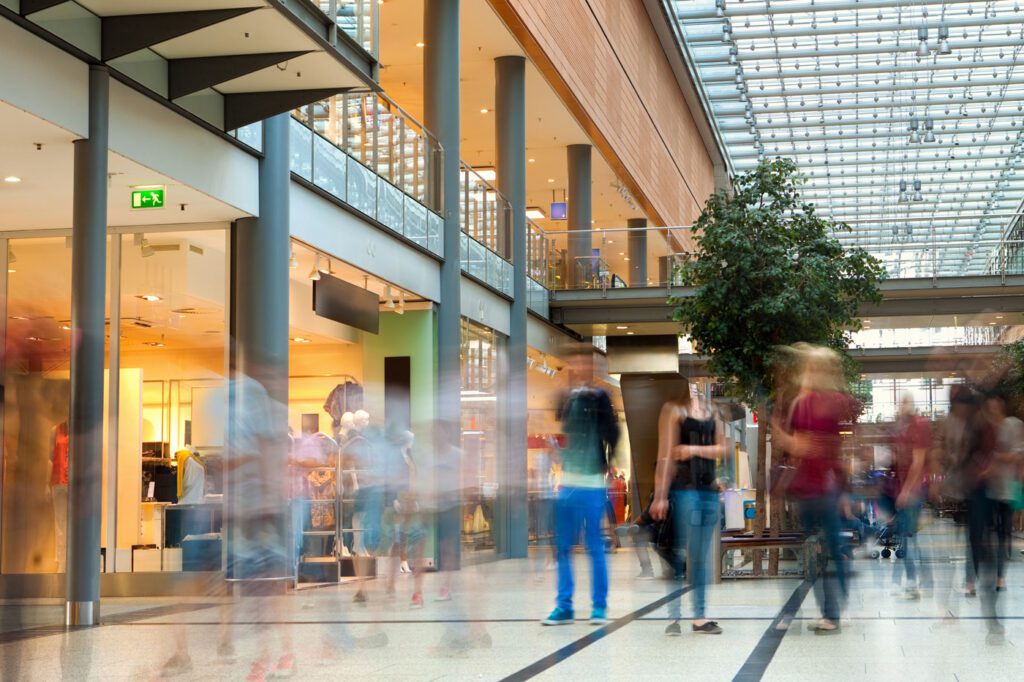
[567,144,592,287]
[495,55,528,558]
[232,113,291,583]
[424,0,462,569]
[626,218,648,288]
[65,65,109,627]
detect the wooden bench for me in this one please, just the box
[719,532,814,579]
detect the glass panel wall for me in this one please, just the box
[0,236,110,574]
[460,319,505,554]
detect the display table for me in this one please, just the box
[164,502,222,548]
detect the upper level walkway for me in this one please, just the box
[550,274,1024,336]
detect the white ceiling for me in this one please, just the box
[0,100,247,230]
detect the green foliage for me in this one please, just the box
[991,339,1024,414]
[671,158,886,405]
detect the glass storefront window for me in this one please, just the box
[1,236,110,574]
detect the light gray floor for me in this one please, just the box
[2,519,1022,681]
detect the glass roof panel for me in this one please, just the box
[665,0,1024,276]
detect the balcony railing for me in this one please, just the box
[289,93,444,255]
[460,164,513,297]
[316,0,379,57]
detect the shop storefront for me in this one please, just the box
[0,229,437,590]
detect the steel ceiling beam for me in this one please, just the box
[717,94,1024,118]
[101,8,259,62]
[167,51,313,100]
[701,58,1024,83]
[727,125,1024,144]
[719,14,1024,42]
[734,152,1020,168]
[734,138,1018,157]
[677,0,981,20]
[19,0,68,14]
[694,38,1024,63]
[719,107,1024,128]
[710,77,1024,100]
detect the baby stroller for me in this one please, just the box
[869,518,906,560]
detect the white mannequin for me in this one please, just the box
[349,410,371,556]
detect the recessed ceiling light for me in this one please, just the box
[137,294,161,302]
[526,207,546,220]
[616,325,628,330]
[480,108,490,114]
[292,337,311,343]
[547,178,554,183]
[627,331,635,335]
[7,269,14,274]
[4,176,21,183]
[415,41,425,47]
[144,341,165,347]
[996,314,1004,319]
[528,158,535,163]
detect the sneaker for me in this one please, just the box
[410,592,424,609]
[589,608,608,625]
[664,620,682,637]
[269,653,296,679]
[436,587,452,602]
[637,570,656,581]
[353,590,367,604]
[400,561,412,574]
[157,653,193,678]
[810,618,840,634]
[692,621,723,634]
[541,607,575,625]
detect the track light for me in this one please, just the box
[396,290,405,315]
[308,254,321,281]
[898,179,908,202]
[384,285,396,309]
[912,178,923,201]
[916,26,930,57]
[937,24,951,55]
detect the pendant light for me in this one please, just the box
[916,26,931,57]
[912,178,923,201]
[898,179,908,202]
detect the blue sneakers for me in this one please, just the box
[589,608,608,625]
[541,607,575,625]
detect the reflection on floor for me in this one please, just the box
[2,519,1024,680]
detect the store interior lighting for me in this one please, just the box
[308,254,322,281]
[526,207,546,220]
[396,290,405,315]
[384,284,395,309]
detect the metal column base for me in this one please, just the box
[65,600,100,626]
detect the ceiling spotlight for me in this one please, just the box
[137,294,162,302]
[912,178,923,201]
[396,290,405,315]
[937,24,951,55]
[308,254,321,281]
[917,26,930,57]
[898,179,908,202]
[715,0,725,17]
[3,176,21,183]
[722,21,732,43]
[728,45,738,65]
[924,118,936,143]
[291,337,311,344]
[909,116,920,144]
[288,247,298,269]
[384,285,396,309]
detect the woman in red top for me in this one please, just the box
[773,345,855,633]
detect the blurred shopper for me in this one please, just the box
[984,392,1023,592]
[652,384,726,636]
[772,345,854,634]
[531,435,558,579]
[886,394,933,599]
[541,349,619,626]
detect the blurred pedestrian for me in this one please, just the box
[541,348,619,626]
[651,384,726,636]
[983,392,1022,592]
[772,345,855,634]
[887,394,932,599]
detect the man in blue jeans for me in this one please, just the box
[542,350,620,626]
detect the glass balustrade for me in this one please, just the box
[459,164,513,297]
[288,93,443,256]
[316,0,378,56]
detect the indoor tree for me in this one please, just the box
[671,158,886,573]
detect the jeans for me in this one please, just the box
[555,486,608,612]
[994,500,1013,580]
[894,499,929,588]
[799,495,845,622]
[668,489,718,620]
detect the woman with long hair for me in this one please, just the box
[772,345,855,634]
[651,383,726,636]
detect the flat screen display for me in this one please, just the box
[313,273,379,334]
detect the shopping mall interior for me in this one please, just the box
[2,0,1024,679]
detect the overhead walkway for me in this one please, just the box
[549,275,1024,336]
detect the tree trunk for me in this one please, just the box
[768,427,783,576]
[752,398,769,576]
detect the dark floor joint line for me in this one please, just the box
[732,579,814,682]
[499,587,690,682]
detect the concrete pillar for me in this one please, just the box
[627,217,648,288]
[231,113,291,582]
[65,65,109,627]
[567,144,592,287]
[495,55,528,558]
[424,0,462,569]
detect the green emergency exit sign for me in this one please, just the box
[131,187,165,209]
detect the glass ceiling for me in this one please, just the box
[665,0,1024,278]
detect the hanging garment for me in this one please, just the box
[308,469,337,529]
[50,421,69,486]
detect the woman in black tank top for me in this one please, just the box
[672,415,718,492]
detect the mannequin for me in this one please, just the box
[346,411,371,556]
[49,421,69,572]
[176,447,206,505]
